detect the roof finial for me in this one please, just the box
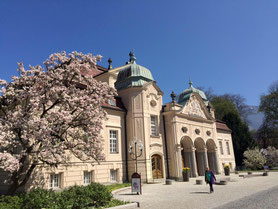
[170,91,176,103]
[108,57,112,70]
[129,50,136,63]
[189,79,193,88]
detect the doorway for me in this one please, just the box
[151,154,163,179]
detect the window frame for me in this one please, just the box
[150,115,158,136]
[219,140,224,155]
[226,141,231,155]
[109,130,118,153]
[84,171,92,185]
[110,169,117,182]
[50,173,60,189]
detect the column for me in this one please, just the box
[176,144,183,181]
[190,147,197,177]
[214,149,220,174]
[204,148,209,170]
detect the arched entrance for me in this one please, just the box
[180,137,196,177]
[206,139,219,174]
[194,137,207,176]
[151,154,163,179]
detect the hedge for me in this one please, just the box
[0,183,120,209]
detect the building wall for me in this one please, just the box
[0,108,126,194]
[163,94,236,179]
[216,130,236,172]
[118,83,165,182]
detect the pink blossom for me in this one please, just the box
[0,51,116,193]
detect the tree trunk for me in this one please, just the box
[7,164,36,195]
[7,181,19,196]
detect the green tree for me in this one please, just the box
[258,81,278,148]
[222,112,255,166]
[211,96,238,120]
[211,96,255,166]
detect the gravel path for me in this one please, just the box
[114,172,278,209]
[214,186,278,209]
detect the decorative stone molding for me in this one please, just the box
[183,95,206,119]
[150,143,163,147]
[150,100,157,107]
[181,127,188,133]
[195,129,200,135]
[206,131,211,136]
[175,144,182,151]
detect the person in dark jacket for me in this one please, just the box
[205,167,216,193]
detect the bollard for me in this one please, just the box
[166,179,172,185]
[196,180,203,185]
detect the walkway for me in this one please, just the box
[114,172,278,209]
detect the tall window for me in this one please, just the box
[151,116,158,136]
[226,142,230,155]
[110,170,117,182]
[50,173,60,189]
[84,171,92,185]
[110,130,118,153]
[219,141,224,155]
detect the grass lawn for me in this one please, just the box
[101,183,131,208]
[105,183,131,192]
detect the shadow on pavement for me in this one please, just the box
[118,193,140,196]
[190,191,209,194]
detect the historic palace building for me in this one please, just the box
[0,52,236,192]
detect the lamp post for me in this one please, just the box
[129,137,143,173]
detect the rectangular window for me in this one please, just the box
[50,173,60,189]
[110,130,118,153]
[110,170,117,182]
[151,115,158,136]
[84,171,91,185]
[219,141,224,155]
[226,142,230,155]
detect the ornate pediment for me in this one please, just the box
[181,95,207,119]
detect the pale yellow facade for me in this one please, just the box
[0,54,236,193]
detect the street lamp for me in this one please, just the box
[129,137,143,173]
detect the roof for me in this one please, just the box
[102,97,126,112]
[178,81,208,106]
[114,52,154,90]
[216,120,231,132]
[80,65,108,77]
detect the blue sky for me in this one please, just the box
[0,0,277,105]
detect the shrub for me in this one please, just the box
[58,185,92,209]
[243,148,266,170]
[86,183,112,208]
[58,183,112,209]
[22,188,57,209]
[262,146,278,168]
[0,183,115,209]
[104,198,127,208]
[0,195,22,209]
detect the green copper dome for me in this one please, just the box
[115,52,154,90]
[178,80,208,106]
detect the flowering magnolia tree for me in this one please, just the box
[0,51,116,194]
[243,148,266,170]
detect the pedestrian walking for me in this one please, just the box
[205,167,216,193]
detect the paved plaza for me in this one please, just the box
[114,172,278,209]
